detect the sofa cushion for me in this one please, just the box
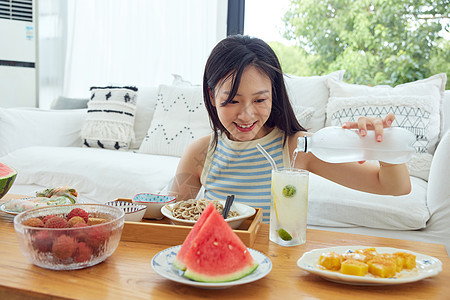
[326,73,447,181]
[443,90,450,134]
[82,86,138,150]
[293,105,315,130]
[130,86,159,149]
[426,130,450,227]
[284,70,345,132]
[0,146,180,203]
[51,96,89,110]
[0,108,87,157]
[138,84,211,157]
[307,173,430,230]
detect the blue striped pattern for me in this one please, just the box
[202,129,288,223]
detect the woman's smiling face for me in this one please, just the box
[212,65,273,141]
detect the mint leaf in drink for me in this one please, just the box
[282,185,296,197]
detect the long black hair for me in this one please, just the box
[203,35,305,148]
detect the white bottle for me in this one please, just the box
[297,127,416,164]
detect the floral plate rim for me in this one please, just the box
[151,245,272,289]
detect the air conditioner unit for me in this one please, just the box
[0,0,37,107]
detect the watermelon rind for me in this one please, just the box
[182,207,259,283]
[173,202,216,271]
[184,261,258,283]
[0,163,17,199]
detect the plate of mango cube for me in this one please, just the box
[297,246,442,286]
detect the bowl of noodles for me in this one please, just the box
[161,199,256,229]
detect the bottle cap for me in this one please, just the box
[297,136,308,153]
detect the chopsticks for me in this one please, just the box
[222,195,235,219]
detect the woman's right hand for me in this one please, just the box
[342,112,395,142]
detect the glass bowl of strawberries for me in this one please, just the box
[13,204,125,270]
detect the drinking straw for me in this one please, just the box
[256,143,278,171]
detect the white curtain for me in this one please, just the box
[38,0,68,108]
[39,0,227,107]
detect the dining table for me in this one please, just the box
[1,194,449,299]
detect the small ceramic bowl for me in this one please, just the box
[132,193,176,220]
[104,201,147,222]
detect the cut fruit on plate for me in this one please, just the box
[172,202,258,283]
[151,245,272,289]
[297,246,443,286]
[181,204,259,282]
[153,202,272,288]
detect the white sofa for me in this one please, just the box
[1,72,449,255]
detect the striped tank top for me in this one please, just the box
[200,128,291,223]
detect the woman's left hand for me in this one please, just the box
[342,112,395,142]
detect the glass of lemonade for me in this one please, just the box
[269,168,309,246]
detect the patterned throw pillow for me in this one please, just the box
[327,95,433,152]
[292,105,315,130]
[81,86,138,150]
[138,84,211,157]
[326,73,447,181]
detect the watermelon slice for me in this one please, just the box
[0,162,17,199]
[182,206,259,283]
[173,202,216,270]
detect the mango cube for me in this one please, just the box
[340,259,369,276]
[379,253,403,272]
[355,247,378,262]
[393,252,416,270]
[342,252,367,262]
[318,252,342,271]
[368,258,397,278]
[317,248,417,279]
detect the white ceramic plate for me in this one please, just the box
[0,198,82,216]
[0,202,19,215]
[151,245,271,289]
[297,246,443,286]
[161,200,256,229]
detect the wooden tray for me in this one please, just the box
[114,198,263,247]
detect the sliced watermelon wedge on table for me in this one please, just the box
[0,162,17,199]
[173,201,216,271]
[174,202,259,283]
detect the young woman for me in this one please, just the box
[170,35,411,222]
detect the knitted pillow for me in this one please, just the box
[81,86,138,150]
[138,84,211,157]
